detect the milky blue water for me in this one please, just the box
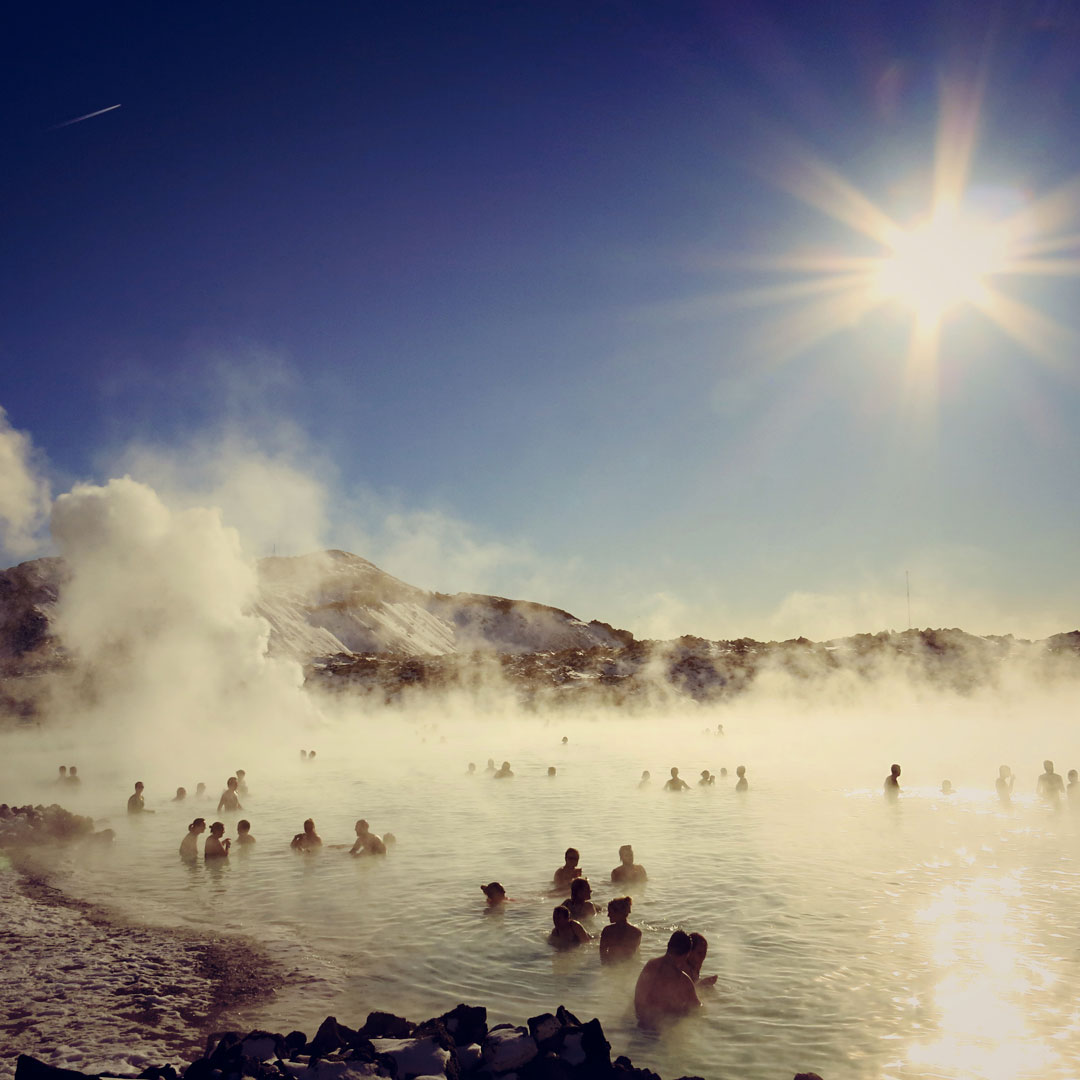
[9,710,1080,1080]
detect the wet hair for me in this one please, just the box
[188,818,206,831]
[564,847,579,863]
[226,776,238,788]
[689,932,707,953]
[608,896,631,919]
[134,781,144,789]
[58,766,67,775]
[569,877,591,899]
[1044,760,1054,772]
[303,818,316,831]
[891,764,901,776]
[1069,770,1078,782]
[236,769,245,778]
[619,844,633,860]
[481,882,505,898]
[552,905,570,923]
[237,819,251,832]
[210,821,225,833]
[667,930,693,955]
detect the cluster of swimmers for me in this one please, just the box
[480,844,715,1027]
[54,765,81,786]
[884,760,1080,805]
[636,765,748,792]
[467,759,516,778]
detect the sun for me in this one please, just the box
[873,208,1010,325]
[728,81,1080,376]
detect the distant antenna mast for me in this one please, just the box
[906,570,911,630]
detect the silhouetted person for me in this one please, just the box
[56,766,67,783]
[664,767,689,792]
[735,765,748,792]
[66,766,80,786]
[494,760,514,779]
[235,819,255,846]
[599,896,641,964]
[940,780,954,795]
[291,818,322,852]
[698,770,714,787]
[481,881,507,906]
[549,905,589,949]
[217,776,243,813]
[634,931,701,1027]
[196,782,207,799]
[561,736,569,745]
[180,818,206,859]
[235,769,248,796]
[884,764,901,800]
[686,932,718,986]
[716,724,724,736]
[205,821,230,859]
[466,762,476,775]
[308,750,316,760]
[562,877,599,919]
[996,765,1014,805]
[1068,770,1079,805]
[484,758,496,774]
[1037,760,1064,803]
[301,749,308,760]
[611,844,647,885]
[553,847,582,891]
[548,766,557,777]
[719,767,728,778]
[127,782,147,814]
[638,770,651,789]
[349,818,386,855]
[173,787,187,802]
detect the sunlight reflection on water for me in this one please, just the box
[15,717,1080,1080]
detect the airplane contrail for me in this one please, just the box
[50,104,122,130]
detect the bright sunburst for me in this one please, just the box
[731,83,1080,377]
[873,207,1010,326]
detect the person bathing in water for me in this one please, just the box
[217,776,243,813]
[235,819,255,846]
[493,760,514,779]
[664,767,689,792]
[549,905,589,950]
[204,821,230,859]
[1037,760,1065,803]
[291,818,322,852]
[180,818,206,858]
[735,765,748,792]
[553,847,583,891]
[349,819,387,855]
[480,882,508,907]
[611,844,647,884]
[599,896,641,964]
[686,932,718,986]
[996,765,1014,805]
[633,931,701,1027]
[561,877,599,920]
[884,764,901,800]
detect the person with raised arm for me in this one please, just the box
[553,847,582,891]
[204,821,230,859]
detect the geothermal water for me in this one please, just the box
[4,700,1080,1080]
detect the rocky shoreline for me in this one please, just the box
[13,1003,824,1080]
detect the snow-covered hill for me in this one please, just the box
[0,550,631,665]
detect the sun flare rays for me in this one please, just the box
[735,84,1080,384]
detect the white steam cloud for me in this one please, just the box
[0,407,51,558]
[49,476,317,761]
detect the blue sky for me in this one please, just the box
[2,1,1079,641]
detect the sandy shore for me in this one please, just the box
[0,856,280,1080]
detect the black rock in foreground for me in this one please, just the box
[14,1002,824,1080]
